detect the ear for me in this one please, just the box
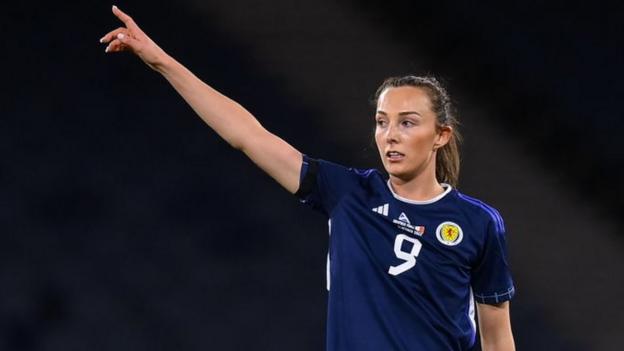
[433,125,452,150]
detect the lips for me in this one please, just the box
[386,150,405,161]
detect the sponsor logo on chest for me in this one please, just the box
[372,204,465,246]
[372,204,425,236]
[392,212,425,236]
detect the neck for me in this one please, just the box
[389,171,446,202]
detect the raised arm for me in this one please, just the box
[100,6,303,193]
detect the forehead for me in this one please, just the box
[376,86,432,113]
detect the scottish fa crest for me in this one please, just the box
[435,221,463,246]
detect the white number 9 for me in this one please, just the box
[388,234,422,276]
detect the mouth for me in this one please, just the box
[385,150,405,162]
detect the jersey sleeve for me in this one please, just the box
[294,155,366,216]
[471,215,515,305]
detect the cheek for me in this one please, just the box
[405,129,436,149]
[374,130,384,147]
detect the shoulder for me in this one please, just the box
[317,159,379,176]
[315,158,384,183]
[453,190,505,234]
[302,157,386,203]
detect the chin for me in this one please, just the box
[384,164,412,180]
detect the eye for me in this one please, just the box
[401,120,416,127]
[376,119,388,127]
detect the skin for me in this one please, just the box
[374,86,451,201]
[375,87,515,350]
[101,6,514,350]
[101,6,303,194]
[478,302,515,351]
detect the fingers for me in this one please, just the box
[115,32,141,50]
[104,38,125,53]
[101,6,146,55]
[112,5,139,31]
[99,27,126,44]
[104,33,141,53]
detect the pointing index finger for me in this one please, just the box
[112,5,138,30]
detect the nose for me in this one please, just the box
[385,122,400,144]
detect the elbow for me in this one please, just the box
[229,123,266,152]
[223,131,250,151]
[229,138,244,151]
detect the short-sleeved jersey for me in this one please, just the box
[296,156,514,351]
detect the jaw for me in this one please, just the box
[383,152,437,184]
[383,159,413,181]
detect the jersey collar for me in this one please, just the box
[386,181,453,205]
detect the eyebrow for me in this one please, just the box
[376,110,422,117]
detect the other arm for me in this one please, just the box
[100,6,302,193]
[476,301,515,351]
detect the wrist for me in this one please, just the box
[151,51,175,73]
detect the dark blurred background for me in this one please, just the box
[1,0,623,350]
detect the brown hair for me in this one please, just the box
[373,75,462,187]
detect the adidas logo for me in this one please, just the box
[372,203,389,216]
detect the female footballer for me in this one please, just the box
[101,5,515,350]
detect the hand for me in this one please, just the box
[100,5,168,71]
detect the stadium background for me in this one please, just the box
[1,0,623,350]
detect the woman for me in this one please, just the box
[101,5,515,350]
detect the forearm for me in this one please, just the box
[478,302,515,351]
[155,54,265,150]
[102,6,303,193]
[154,54,302,192]
[481,335,515,351]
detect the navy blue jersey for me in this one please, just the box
[296,156,514,351]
